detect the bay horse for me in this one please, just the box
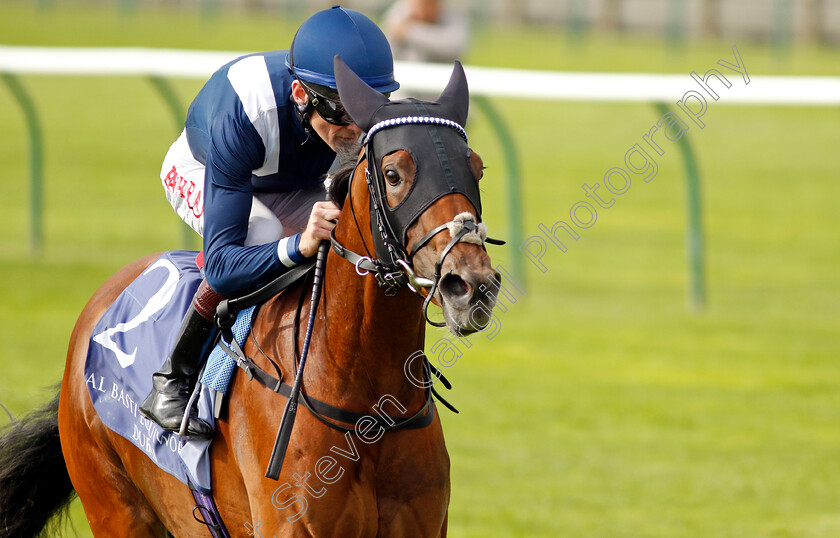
[0,57,500,537]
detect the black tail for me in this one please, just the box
[0,390,76,537]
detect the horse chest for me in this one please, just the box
[267,421,449,536]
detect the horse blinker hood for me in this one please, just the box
[334,56,482,249]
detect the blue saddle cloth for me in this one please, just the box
[84,251,217,491]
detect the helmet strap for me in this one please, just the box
[289,38,321,145]
[291,93,324,145]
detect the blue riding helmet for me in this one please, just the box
[286,5,400,94]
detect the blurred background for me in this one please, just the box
[1,0,838,536]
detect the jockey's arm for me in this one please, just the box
[202,115,310,297]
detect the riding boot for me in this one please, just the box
[139,280,223,438]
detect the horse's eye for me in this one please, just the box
[384,169,401,186]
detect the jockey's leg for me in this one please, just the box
[139,279,222,438]
[142,191,286,437]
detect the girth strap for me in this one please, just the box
[216,339,442,434]
[189,483,230,538]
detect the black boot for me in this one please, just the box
[140,303,215,438]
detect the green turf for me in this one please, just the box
[1,2,838,537]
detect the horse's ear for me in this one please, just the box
[334,55,389,132]
[436,61,469,127]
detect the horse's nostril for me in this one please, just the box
[440,273,470,299]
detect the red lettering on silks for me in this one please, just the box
[191,190,204,218]
[165,166,178,190]
[165,164,204,218]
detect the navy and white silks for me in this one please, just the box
[160,50,336,296]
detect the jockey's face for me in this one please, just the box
[292,80,363,153]
[310,111,364,153]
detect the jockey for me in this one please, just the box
[139,6,400,438]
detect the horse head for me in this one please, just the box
[332,56,500,335]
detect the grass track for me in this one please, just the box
[1,2,839,536]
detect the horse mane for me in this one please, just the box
[327,140,363,208]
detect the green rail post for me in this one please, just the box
[666,0,687,48]
[566,0,587,44]
[147,76,197,250]
[147,76,186,141]
[654,103,706,311]
[771,0,793,53]
[200,0,221,22]
[472,96,525,289]
[118,0,137,16]
[1,73,44,256]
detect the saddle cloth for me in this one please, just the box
[84,251,217,492]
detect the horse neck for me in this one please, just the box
[314,212,427,409]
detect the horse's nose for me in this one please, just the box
[439,272,471,306]
[439,268,501,315]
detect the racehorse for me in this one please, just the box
[0,58,500,537]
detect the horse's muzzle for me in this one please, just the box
[438,263,501,335]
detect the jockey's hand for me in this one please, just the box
[299,201,341,258]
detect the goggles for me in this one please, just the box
[303,83,353,126]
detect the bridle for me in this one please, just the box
[257,106,501,480]
[261,60,494,480]
[330,111,503,326]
